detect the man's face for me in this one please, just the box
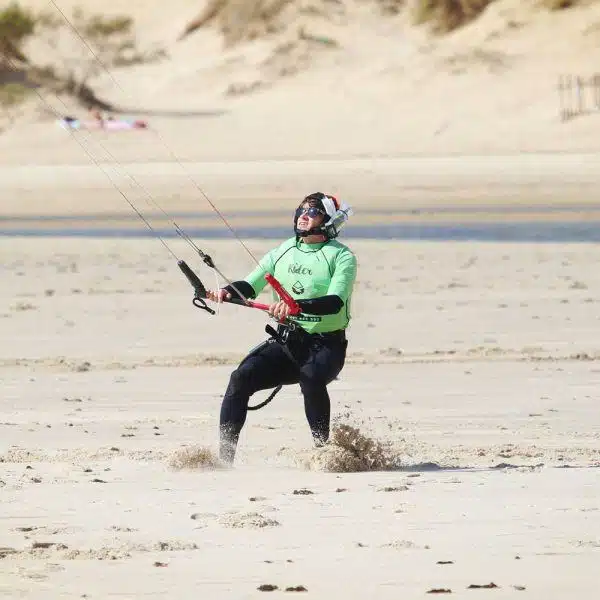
[296,203,326,233]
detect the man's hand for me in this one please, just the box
[268,299,292,321]
[206,288,232,303]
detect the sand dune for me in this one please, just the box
[3,0,600,159]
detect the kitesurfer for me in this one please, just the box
[206,192,357,465]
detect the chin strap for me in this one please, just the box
[294,217,328,238]
[295,227,325,238]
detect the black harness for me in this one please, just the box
[246,323,305,411]
[245,323,345,410]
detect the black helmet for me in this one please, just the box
[294,192,349,239]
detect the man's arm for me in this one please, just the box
[221,247,278,300]
[296,295,343,315]
[223,280,256,300]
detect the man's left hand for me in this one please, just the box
[269,300,292,321]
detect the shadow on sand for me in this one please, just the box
[395,461,600,474]
[111,107,228,118]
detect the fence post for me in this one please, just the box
[558,73,600,121]
[593,74,600,111]
[558,75,567,121]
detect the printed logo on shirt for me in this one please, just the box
[288,263,312,276]
[291,315,322,323]
[292,281,305,294]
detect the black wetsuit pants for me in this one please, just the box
[219,328,348,463]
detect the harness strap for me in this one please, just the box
[247,384,283,411]
[246,324,303,411]
[246,323,344,411]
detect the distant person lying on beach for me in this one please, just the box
[58,113,148,131]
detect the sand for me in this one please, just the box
[3,0,600,161]
[1,230,600,598]
[2,0,600,596]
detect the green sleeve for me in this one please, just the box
[327,248,357,302]
[243,248,276,296]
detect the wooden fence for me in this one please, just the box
[558,74,600,121]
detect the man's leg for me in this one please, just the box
[219,340,298,464]
[298,337,348,446]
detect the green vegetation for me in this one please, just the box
[0,81,30,107]
[539,0,578,9]
[0,3,36,64]
[77,11,133,37]
[412,0,495,34]
[411,0,591,34]
[0,2,166,115]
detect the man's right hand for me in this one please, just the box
[206,288,232,303]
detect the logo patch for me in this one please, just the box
[292,281,305,294]
[291,315,322,323]
[288,263,312,276]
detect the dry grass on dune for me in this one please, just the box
[411,0,495,34]
[178,0,404,46]
[410,0,589,34]
[538,0,593,10]
[178,0,592,46]
[178,0,303,46]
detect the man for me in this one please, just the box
[206,192,357,465]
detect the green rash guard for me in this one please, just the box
[242,237,357,334]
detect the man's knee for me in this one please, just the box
[298,371,328,398]
[220,366,253,427]
[299,362,340,392]
[225,363,254,394]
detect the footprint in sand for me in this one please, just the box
[376,485,409,492]
[381,540,430,550]
[285,586,308,592]
[4,540,200,561]
[218,512,280,529]
[190,512,220,528]
[109,526,138,533]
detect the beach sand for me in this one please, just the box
[2,0,600,595]
[1,232,599,599]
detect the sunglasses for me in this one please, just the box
[296,206,325,218]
